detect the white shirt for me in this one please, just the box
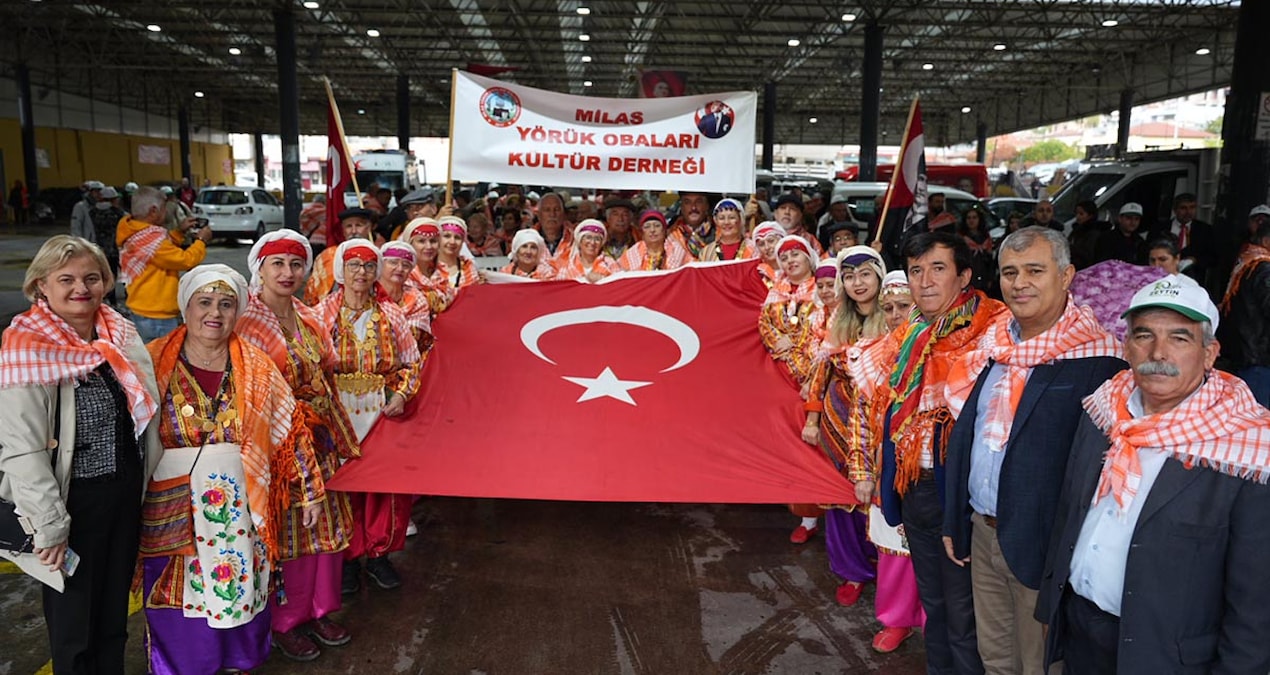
[1067,388,1170,617]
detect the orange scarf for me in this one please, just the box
[1085,369,1270,514]
[118,223,167,285]
[148,328,304,561]
[237,294,332,372]
[0,300,157,435]
[619,237,693,271]
[946,298,1121,455]
[1221,243,1270,313]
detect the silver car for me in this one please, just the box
[192,187,284,241]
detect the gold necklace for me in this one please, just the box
[183,346,227,369]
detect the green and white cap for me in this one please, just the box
[1121,274,1219,331]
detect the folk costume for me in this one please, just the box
[617,211,695,271]
[499,229,558,279]
[142,265,316,675]
[698,199,757,263]
[238,233,361,644]
[851,284,1006,673]
[555,219,618,282]
[379,241,435,353]
[437,216,481,291]
[318,241,421,585]
[400,218,457,318]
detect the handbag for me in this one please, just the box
[137,442,206,558]
[0,389,60,554]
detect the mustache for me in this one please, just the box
[1136,361,1181,377]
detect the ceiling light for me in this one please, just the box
[303,1,319,7]
[581,55,592,63]
[357,109,365,115]
[788,38,801,47]
[1101,19,1118,27]
[922,63,934,70]
[841,13,857,22]
[961,106,971,113]
[576,6,590,15]
[1195,47,1211,56]
[228,47,242,55]
[146,24,161,32]
[194,91,205,98]
[579,34,590,41]
[583,80,593,87]
[809,117,818,124]
[366,28,380,37]
[993,43,1007,51]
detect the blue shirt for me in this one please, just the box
[968,321,1027,517]
[1068,388,1170,617]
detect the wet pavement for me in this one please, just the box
[2,498,930,675]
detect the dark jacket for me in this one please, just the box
[1069,219,1112,270]
[943,356,1125,589]
[1036,414,1270,674]
[1217,259,1270,369]
[1094,227,1147,265]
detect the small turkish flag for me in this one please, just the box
[324,91,354,246]
[328,262,854,505]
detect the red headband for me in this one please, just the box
[343,246,378,263]
[257,239,308,262]
[778,239,811,257]
[410,223,440,238]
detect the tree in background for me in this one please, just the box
[1017,139,1082,164]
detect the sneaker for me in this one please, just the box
[406,520,419,537]
[835,580,864,607]
[789,525,818,544]
[306,616,352,647]
[272,628,321,662]
[341,560,362,596]
[872,627,915,653]
[365,556,402,590]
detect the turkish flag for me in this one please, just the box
[327,262,855,505]
[324,91,354,246]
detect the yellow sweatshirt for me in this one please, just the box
[115,215,207,319]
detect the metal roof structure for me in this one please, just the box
[1,0,1240,147]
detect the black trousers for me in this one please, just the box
[901,476,984,675]
[42,467,142,675]
[1060,587,1120,675]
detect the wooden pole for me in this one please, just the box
[445,68,459,206]
[324,77,363,208]
[873,96,919,245]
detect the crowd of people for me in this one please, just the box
[1,179,1269,675]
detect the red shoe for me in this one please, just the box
[306,616,352,647]
[872,626,915,653]
[271,628,320,662]
[789,525,818,544]
[835,580,864,607]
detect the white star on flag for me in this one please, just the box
[561,367,653,406]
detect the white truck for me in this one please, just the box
[1050,148,1220,230]
[344,149,424,208]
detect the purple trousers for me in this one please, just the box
[825,508,877,584]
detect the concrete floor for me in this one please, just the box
[1,499,930,675]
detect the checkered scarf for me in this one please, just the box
[118,222,167,285]
[236,293,332,373]
[0,300,157,437]
[1085,369,1270,514]
[1221,243,1270,313]
[946,298,1121,452]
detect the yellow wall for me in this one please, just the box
[0,119,234,189]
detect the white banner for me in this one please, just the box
[450,71,757,193]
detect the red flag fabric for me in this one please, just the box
[466,62,520,77]
[325,92,354,246]
[327,262,855,505]
[640,70,688,98]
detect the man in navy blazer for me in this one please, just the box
[1035,274,1270,674]
[941,227,1125,675]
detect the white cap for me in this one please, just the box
[1119,202,1143,216]
[85,180,105,190]
[1250,204,1270,218]
[526,191,541,201]
[1121,274,1219,331]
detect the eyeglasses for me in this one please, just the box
[343,261,378,273]
[382,258,413,269]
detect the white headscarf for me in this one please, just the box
[332,239,382,286]
[881,270,910,296]
[379,240,416,263]
[573,218,607,241]
[178,264,249,324]
[510,228,546,258]
[399,217,440,242]
[247,229,313,289]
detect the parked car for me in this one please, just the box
[830,182,1000,237]
[986,197,1038,224]
[192,187,284,241]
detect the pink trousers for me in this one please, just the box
[270,552,344,634]
[876,552,926,629]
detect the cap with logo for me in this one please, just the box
[1250,204,1270,218]
[1119,202,1143,216]
[1121,274,1219,331]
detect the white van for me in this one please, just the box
[1050,148,1219,231]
